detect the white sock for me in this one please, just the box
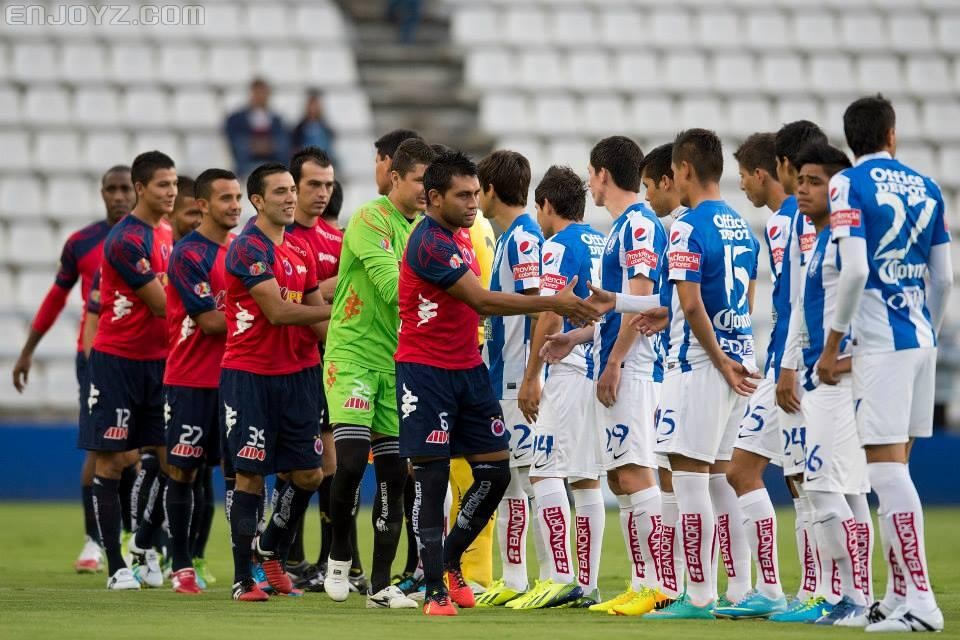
[630,486,663,591]
[799,493,822,598]
[868,462,938,612]
[530,498,550,582]
[659,491,683,598]
[793,497,814,599]
[877,507,907,610]
[572,488,604,594]
[709,474,751,603]
[738,488,783,599]
[533,478,573,583]
[618,495,645,591]
[496,467,529,591]
[808,490,865,606]
[672,471,714,607]
[846,493,874,603]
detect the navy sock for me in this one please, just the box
[82,485,100,543]
[371,440,405,593]
[118,463,137,533]
[412,458,450,592]
[260,482,315,558]
[329,432,369,562]
[165,478,194,571]
[317,475,333,567]
[189,467,215,558]
[132,452,158,532]
[403,475,418,575]
[230,490,260,583]
[443,459,510,570]
[92,476,125,575]
[134,472,167,550]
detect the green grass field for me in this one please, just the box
[1,503,956,639]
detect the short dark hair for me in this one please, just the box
[423,150,477,197]
[101,164,131,185]
[639,143,674,183]
[246,162,289,200]
[389,138,437,178]
[175,175,194,203]
[195,168,238,201]
[375,128,422,159]
[590,136,643,192]
[774,120,827,168]
[326,180,343,220]
[535,166,586,221]
[673,129,724,184]
[477,150,531,207]
[794,142,852,178]
[430,143,454,155]
[290,146,333,186]
[131,150,175,187]
[734,132,778,177]
[843,95,896,157]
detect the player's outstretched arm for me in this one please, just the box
[676,280,758,397]
[446,271,598,325]
[249,278,331,326]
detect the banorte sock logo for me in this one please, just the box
[893,512,929,591]
[757,517,778,585]
[627,513,645,579]
[506,498,526,564]
[542,506,569,575]
[717,513,736,577]
[660,524,677,592]
[682,513,704,583]
[576,516,591,587]
[843,518,864,592]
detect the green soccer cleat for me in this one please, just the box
[644,594,716,620]
[476,579,525,607]
[193,558,216,585]
[514,579,582,610]
[769,596,832,623]
[505,580,545,609]
[713,590,789,619]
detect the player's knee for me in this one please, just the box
[333,430,370,482]
[469,458,511,498]
[291,468,324,492]
[95,451,126,478]
[167,465,196,484]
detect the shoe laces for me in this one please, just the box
[446,567,468,590]
[798,596,827,612]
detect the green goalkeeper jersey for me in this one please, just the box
[325,195,418,373]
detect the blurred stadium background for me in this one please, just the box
[0,0,958,500]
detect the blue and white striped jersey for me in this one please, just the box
[801,228,851,390]
[592,202,666,381]
[829,151,951,353]
[482,213,544,399]
[666,200,760,372]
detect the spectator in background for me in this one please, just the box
[386,0,422,43]
[224,78,289,178]
[292,90,337,165]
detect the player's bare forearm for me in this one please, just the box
[311,320,329,342]
[12,329,43,391]
[607,275,653,366]
[135,279,166,317]
[524,310,562,382]
[81,313,98,358]
[676,281,727,370]
[17,329,43,360]
[251,279,332,326]
[318,276,338,302]
[823,330,845,354]
[194,310,226,336]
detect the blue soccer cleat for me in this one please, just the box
[713,590,789,619]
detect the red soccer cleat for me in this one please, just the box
[424,589,458,616]
[444,568,476,609]
[171,568,202,595]
[232,578,270,602]
[260,559,294,595]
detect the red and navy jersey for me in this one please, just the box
[222,224,319,375]
[395,216,482,370]
[93,215,173,361]
[31,219,112,352]
[164,230,234,388]
[286,217,343,282]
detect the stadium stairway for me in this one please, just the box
[333,0,492,157]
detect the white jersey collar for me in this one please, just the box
[854,150,892,166]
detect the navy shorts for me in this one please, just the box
[220,366,323,476]
[396,362,508,459]
[79,349,165,452]
[75,351,89,445]
[164,385,221,470]
[315,364,331,433]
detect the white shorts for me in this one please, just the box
[780,408,807,478]
[734,372,783,465]
[854,348,937,445]
[502,401,535,468]
[717,394,748,462]
[596,377,659,471]
[655,366,739,464]
[801,377,869,494]
[531,370,600,481]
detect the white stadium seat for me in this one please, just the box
[888,13,935,53]
[61,43,108,84]
[791,14,837,52]
[0,87,20,126]
[532,95,578,135]
[208,45,253,84]
[582,95,626,137]
[7,226,57,267]
[83,133,132,170]
[746,13,788,51]
[34,132,81,172]
[15,269,56,314]
[160,44,208,86]
[550,9,597,45]
[254,46,302,85]
[679,97,726,135]
[480,95,530,136]
[937,147,960,189]
[0,176,43,217]
[922,102,960,142]
[332,135,373,181]
[856,56,905,95]
[897,143,938,177]
[614,52,661,92]
[172,89,221,129]
[821,99,850,139]
[122,88,170,128]
[840,13,887,53]
[0,320,27,358]
[292,4,348,42]
[504,8,547,45]
[465,51,514,90]
[0,131,30,172]
[728,98,775,137]
[494,137,545,176]
[628,97,676,138]
[696,10,741,49]
[109,44,154,81]
[41,359,80,409]
[12,43,58,81]
[774,98,823,129]
[74,88,121,127]
[810,54,854,93]
[306,49,358,87]
[650,10,693,47]
[664,53,709,92]
[198,4,242,40]
[891,98,922,141]
[46,177,99,221]
[761,54,805,93]
[323,91,374,132]
[451,7,499,45]
[131,132,183,164]
[568,51,613,91]
[244,5,288,40]
[23,87,71,126]
[599,9,642,43]
[711,53,760,93]
[905,57,954,96]
[935,14,960,54]
[182,134,232,175]
[543,138,591,172]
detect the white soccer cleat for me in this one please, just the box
[74,537,103,573]
[865,604,944,633]
[835,601,892,627]
[323,559,352,602]
[131,549,164,588]
[366,584,419,609]
[107,568,141,590]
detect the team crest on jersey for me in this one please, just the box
[314,436,324,456]
[135,258,151,274]
[281,258,293,276]
[248,261,267,276]
[193,281,212,298]
[89,289,101,305]
[380,237,391,251]
[491,417,506,437]
[161,243,170,260]
[449,254,463,268]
